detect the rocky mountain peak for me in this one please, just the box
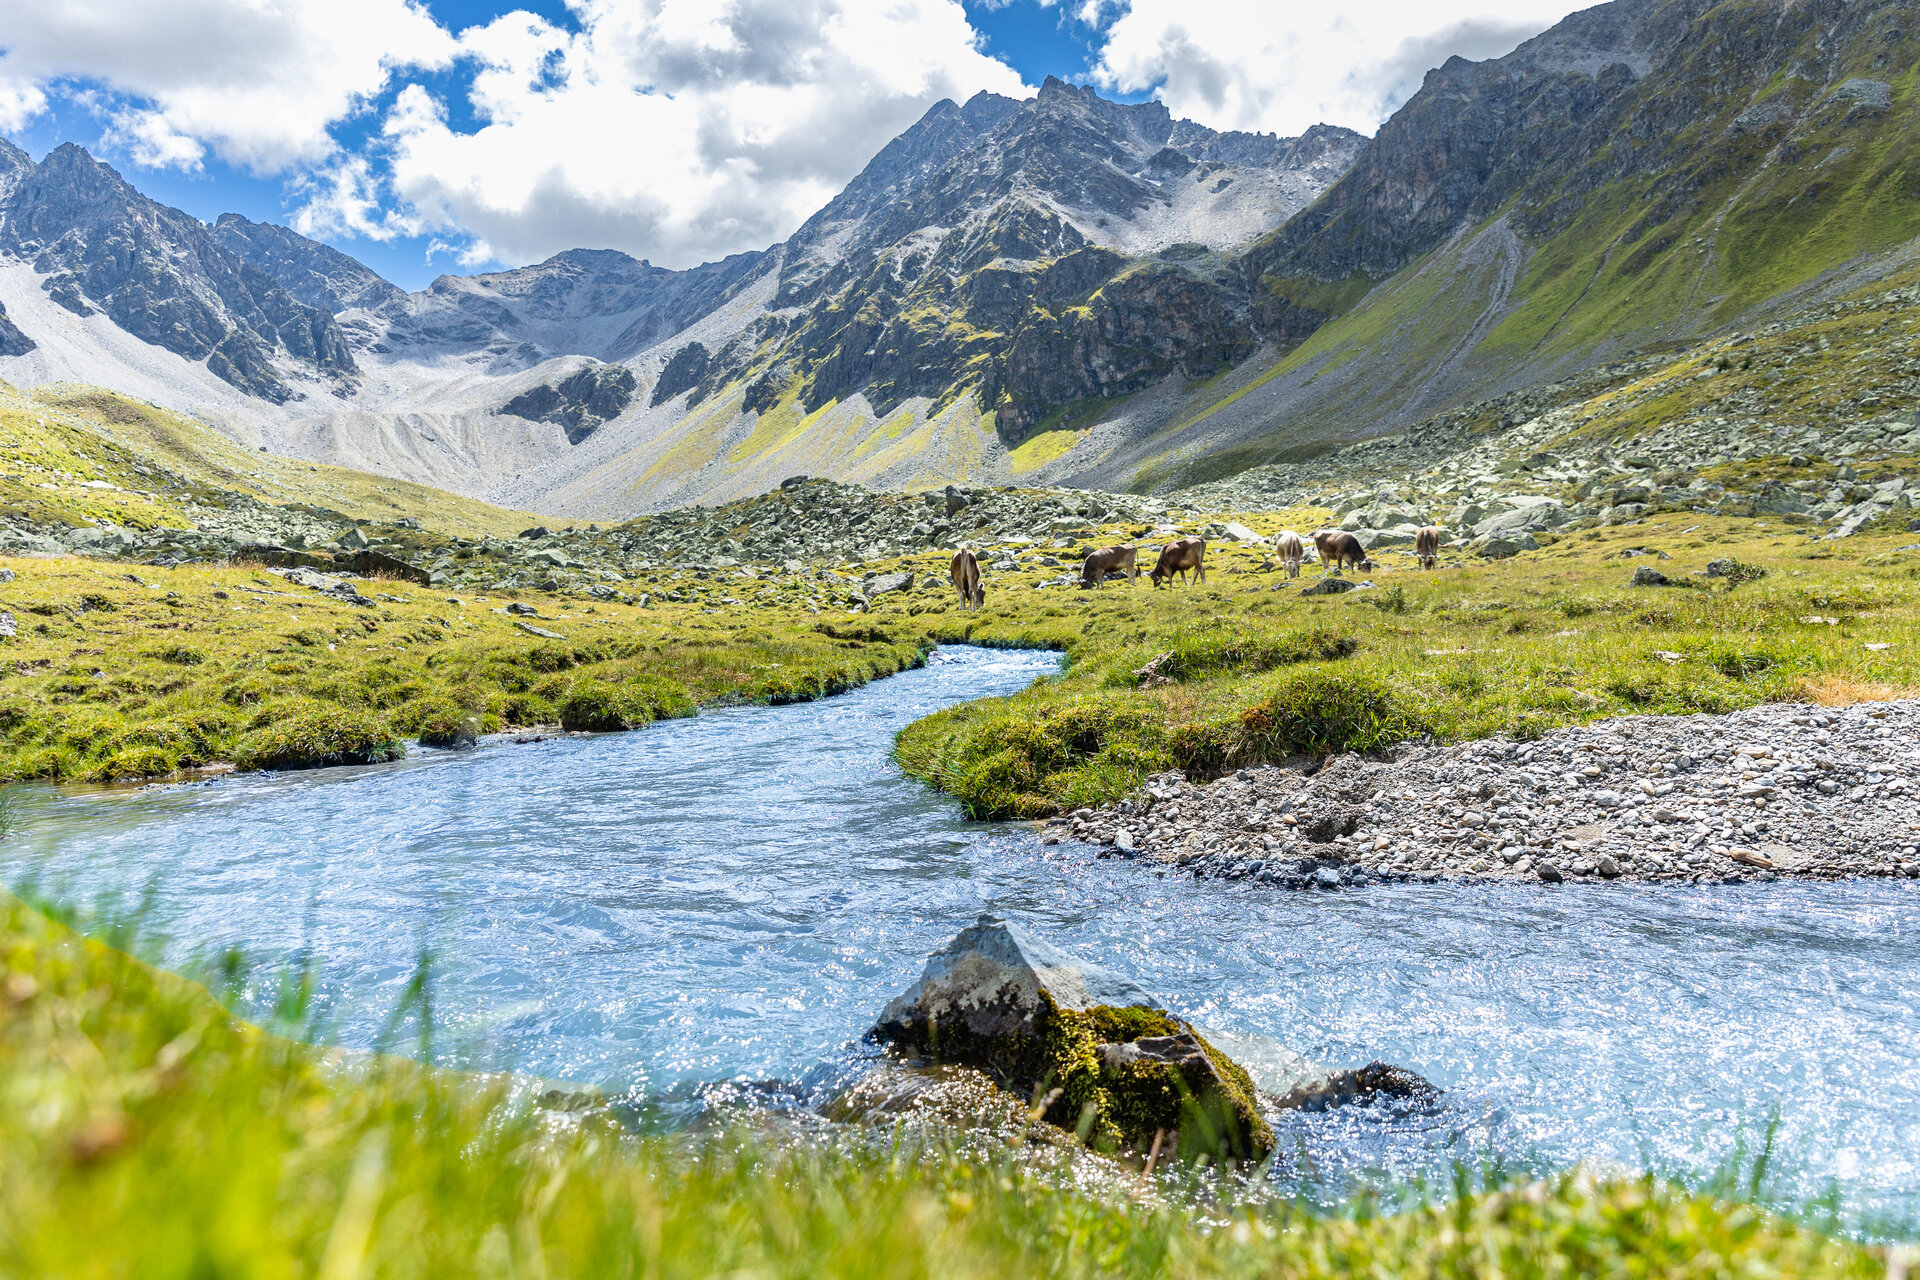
[0,144,358,402]
[212,213,405,316]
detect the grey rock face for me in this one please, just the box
[874,914,1161,1042]
[498,362,638,444]
[210,213,405,314]
[0,296,33,355]
[0,142,357,401]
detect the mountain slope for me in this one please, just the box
[2,0,1916,515]
[1083,0,1920,491]
[0,142,358,404]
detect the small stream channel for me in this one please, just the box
[7,646,1917,1220]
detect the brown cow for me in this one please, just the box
[1414,525,1442,569]
[1079,543,1138,589]
[1312,529,1372,575]
[1273,530,1305,579]
[1149,537,1207,588]
[949,548,985,610]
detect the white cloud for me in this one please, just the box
[371,0,1031,270]
[0,73,48,134]
[0,0,456,170]
[1090,0,1588,137]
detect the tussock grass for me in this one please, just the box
[0,887,1888,1278]
[894,515,1920,814]
[0,558,926,782]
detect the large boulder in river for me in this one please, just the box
[870,914,1272,1160]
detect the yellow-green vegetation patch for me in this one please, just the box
[8,381,548,540]
[0,557,926,783]
[896,516,1920,815]
[1006,426,1084,475]
[0,888,1884,1277]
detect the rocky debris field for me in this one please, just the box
[0,476,1217,599]
[1184,283,1920,555]
[1049,701,1920,888]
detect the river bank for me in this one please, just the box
[1054,698,1920,886]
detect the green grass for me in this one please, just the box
[0,887,1889,1278]
[0,557,928,783]
[896,515,1920,815]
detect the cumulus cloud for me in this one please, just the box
[0,0,456,170]
[372,0,1030,270]
[1091,0,1587,137]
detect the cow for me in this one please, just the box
[1079,543,1138,589]
[1273,530,1305,579]
[1149,537,1207,588]
[949,548,985,610]
[1414,525,1442,569]
[1312,529,1372,575]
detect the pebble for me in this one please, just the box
[1063,700,1920,889]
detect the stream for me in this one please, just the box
[8,645,1917,1220]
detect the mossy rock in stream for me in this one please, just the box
[869,915,1272,1161]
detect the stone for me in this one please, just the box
[1113,828,1137,854]
[336,527,369,550]
[505,601,540,616]
[1270,1062,1440,1113]
[1535,861,1565,883]
[0,610,13,639]
[1472,532,1538,558]
[864,571,914,598]
[1314,867,1342,888]
[513,621,567,640]
[870,915,1272,1159]
[1301,576,1357,596]
[1629,565,1670,587]
[1595,855,1621,878]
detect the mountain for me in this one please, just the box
[1106,0,1920,488]
[1,0,1916,515]
[0,141,357,403]
[677,79,1365,436]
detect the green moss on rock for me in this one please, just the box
[871,915,1273,1161]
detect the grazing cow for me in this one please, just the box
[1312,530,1372,575]
[1149,537,1207,588]
[1273,530,1305,579]
[949,548,985,610]
[1414,525,1442,569]
[1079,543,1138,589]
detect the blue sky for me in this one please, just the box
[0,0,1573,291]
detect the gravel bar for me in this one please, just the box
[1045,701,1920,887]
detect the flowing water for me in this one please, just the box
[8,646,1917,1219]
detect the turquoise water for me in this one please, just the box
[8,646,1916,1217]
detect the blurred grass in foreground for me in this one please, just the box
[0,887,1892,1279]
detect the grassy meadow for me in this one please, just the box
[3,501,1918,802]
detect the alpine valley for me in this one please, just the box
[0,0,1916,519]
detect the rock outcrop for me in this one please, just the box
[498,363,639,444]
[870,914,1273,1160]
[0,298,31,357]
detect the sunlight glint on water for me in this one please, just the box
[8,645,1916,1218]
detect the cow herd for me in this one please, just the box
[948,524,1449,609]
